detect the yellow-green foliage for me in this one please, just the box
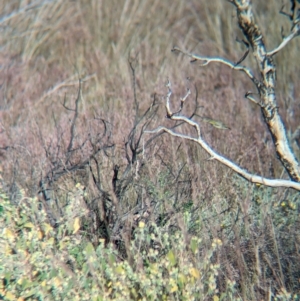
[1,185,299,301]
[0,186,221,301]
[1,1,300,300]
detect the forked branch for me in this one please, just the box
[268,0,300,57]
[267,23,300,56]
[172,46,260,89]
[147,81,300,190]
[167,0,300,184]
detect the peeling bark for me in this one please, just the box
[150,0,300,189]
[232,0,300,181]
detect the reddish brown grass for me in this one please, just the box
[1,0,300,299]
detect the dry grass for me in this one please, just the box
[1,0,300,300]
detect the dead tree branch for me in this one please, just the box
[229,0,300,181]
[164,0,300,185]
[268,0,300,57]
[172,46,260,88]
[147,81,300,190]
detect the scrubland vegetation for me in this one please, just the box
[1,0,300,300]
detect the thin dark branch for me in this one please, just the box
[62,94,75,111]
[66,79,82,158]
[235,38,250,66]
[129,54,139,123]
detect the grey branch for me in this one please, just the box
[228,0,300,182]
[147,126,300,190]
[268,23,300,56]
[151,0,300,188]
[146,82,300,190]
[172,0,300,182]
[172,46,260,89]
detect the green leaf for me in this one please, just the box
[115,264,124,274]
[213,295,219,301]
[23,222,34,228]
[82,263,89,274]
[21,278,32,290]
[190,238,198,254]
[85,242,94,256]
[49,269,58,278]
[167,250,177,266]
[109,253,116,265]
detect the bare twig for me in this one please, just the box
[169,0,300,182]
[0,0,54,25]
[235,38,250,65]
[280,0,300,24]
[129,54,139,122]
[146,81,300,190]
[245,91,261,106]
[267,23,300,56]
[230,0,300,181]
[172,46,260,89]
[65,79,82,164]
[34,73,96,108]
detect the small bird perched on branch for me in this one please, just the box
[199,116,230,130]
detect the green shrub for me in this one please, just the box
[1,183,299,301]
